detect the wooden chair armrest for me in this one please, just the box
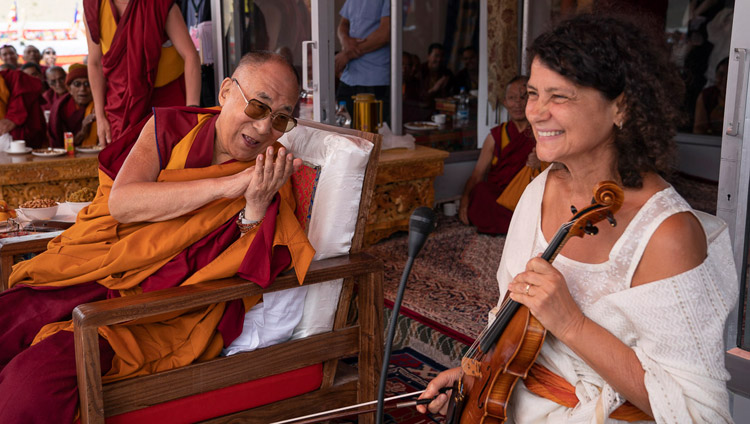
[73,252,383,424]
[72,252,381,328]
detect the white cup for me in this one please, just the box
[9,140,26,153]
[432,114,447,125]
[443,202,457,216]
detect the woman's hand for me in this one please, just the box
[416,367,462,415]
[97,115,111,146]
[242,145,302,221]
[507,256,587,343]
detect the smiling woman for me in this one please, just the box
[418,13,737,423]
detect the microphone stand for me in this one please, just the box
[376,207,435,423]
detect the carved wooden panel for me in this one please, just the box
[0,157,99,207]
[365,146,448,245]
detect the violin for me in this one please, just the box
[446,181,624,423]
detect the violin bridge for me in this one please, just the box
[461,357,483,377]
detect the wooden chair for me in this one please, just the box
[72,120,384,423]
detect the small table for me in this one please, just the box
[0,230,63,291]
[405,122,478,152]
[365,145,449,245]
[0,151,99,207]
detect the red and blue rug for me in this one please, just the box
[341,347,448,423]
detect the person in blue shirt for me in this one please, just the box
[334,0,391,124]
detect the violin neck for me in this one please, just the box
[477,221,571,353]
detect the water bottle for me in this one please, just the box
[455,87,470,127]
[335,101,352,128]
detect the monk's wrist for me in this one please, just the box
[242,202,266,222]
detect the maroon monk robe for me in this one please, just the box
[0,107,290,422]
[42,87,63,111]
[83,0,185,141]
[0,69,46,148]
[47,93,88,147]
[467,121,535,234]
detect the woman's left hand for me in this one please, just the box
[508,256,587,343]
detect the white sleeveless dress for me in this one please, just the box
[490,168,737,424]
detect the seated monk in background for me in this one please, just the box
[0,51,315,422]
[0,68,46,148]
[459,76,545,234]
[42,66,67,111]
[47,64,98,147]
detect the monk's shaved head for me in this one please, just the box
[234,51,300,95]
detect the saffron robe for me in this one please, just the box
[47,93,97,147]
[0,69,46,148]
[84,0,187,141]
[467,121,535,234]
[0,107,315,421]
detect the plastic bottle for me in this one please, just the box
[455,87,470,127]
[335,101,352,128]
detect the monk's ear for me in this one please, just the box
[218,78,233,107]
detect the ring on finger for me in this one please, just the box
[524,283,531,295]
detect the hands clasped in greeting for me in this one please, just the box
[239,145,302,222]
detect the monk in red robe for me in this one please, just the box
[0,52,312,422]
[84,0,201,145]
[42,66,67,112]
[0,68,46,148]
[47,64,98,148]
[459,76,537,234]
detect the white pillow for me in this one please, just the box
[223,125,373,355]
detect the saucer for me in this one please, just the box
[76,146,104,154]
[4,147,32,155]
[31,148,66,157]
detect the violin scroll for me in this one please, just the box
[567,181,624,239]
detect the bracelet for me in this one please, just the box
[236,208,262,234]
[186,104,200,108]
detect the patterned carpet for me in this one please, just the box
[365,173,718,346]
[339,348,447,424]
[366,214,504,343]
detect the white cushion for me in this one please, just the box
[223,124,373,355]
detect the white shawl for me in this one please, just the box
[490,169,737,423]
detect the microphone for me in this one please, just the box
[408,207,437,258]
[377,207,437,423]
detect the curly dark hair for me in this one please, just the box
[528,13,684,187]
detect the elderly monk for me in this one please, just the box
[0,68,46,148]
[0,51,314,422]
[42,65,67,111]
[47,64,98,147]
[84,0,201,145]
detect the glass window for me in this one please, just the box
[220,0,312,118]
[400,0,480,152]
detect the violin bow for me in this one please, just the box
[269,388,450,424]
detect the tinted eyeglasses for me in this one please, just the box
[42,49,56,55]
[70,80,90,88]
[232,78,297,133]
